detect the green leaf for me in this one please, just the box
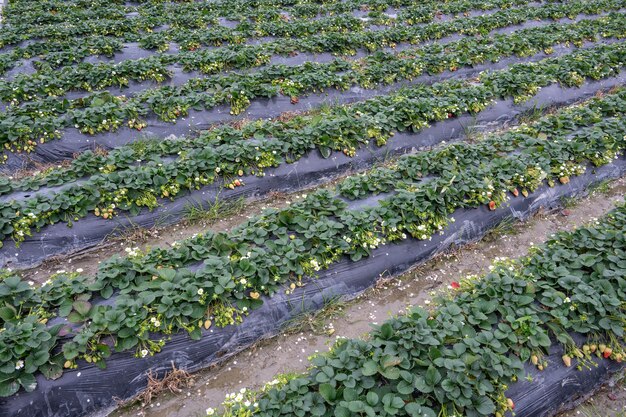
[406,403,436,417]
[397,379,414,395]
[310,399,326,416]
[67,311,85,323]
[319,383,336,402]
[101,286,114,299]
[17,373,37,392]
[343,387,358,401]
[39,363,63,380]
[380,366,400,380]
[362,360,378,376]
[319,146,332,159]
[334,406,350,417]
[441,379,457,393]
[348,400,365,412]
[380,323,393,339]
[58,300,73,317]
[315,372,330,383]
[414,375,433,393]
[366,391,379,406]
[425,366,441,386]
[31,350,50,367]
[189,327,202,340]
[62,342,79,360]
[474,396,496,414]
[72,300,91,316]
[531,331,551,347]
[0,306,16,321]
[158,268,176,281]
[0,379,19,397]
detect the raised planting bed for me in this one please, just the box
[210,202,626,417]
[1,1,625,416]
[0,89,625,415]
[1,3,625,155]
[2,44,626,268]
[0,0,577,74]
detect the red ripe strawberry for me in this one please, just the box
[451,282,460,289]
[488,201,496,211]
[604,350,612,359]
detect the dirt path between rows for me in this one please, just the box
[109,177,626,417]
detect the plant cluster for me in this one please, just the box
[215,203,626,417]
[0,89,624,395]
[3,12,623,106]
[0,3,623,154]
[0,0,553,77]
[0,0,538,65]
[0,43,625,248]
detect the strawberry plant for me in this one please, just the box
[0,89,625,395]
[1,11,625,154]
[2,44,626,245]
[215,203,626,417]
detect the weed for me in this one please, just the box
[284,293,347,336]
[127,137,160,156]
[589,179,613,195]
[461,116,480,142]
[518,103,547,124]
[112,214,169,244]
[483,216,519,242]
[560,194,579,209]
[183,196,245,223]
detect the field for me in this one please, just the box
[0,1,625,416]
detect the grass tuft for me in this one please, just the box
[184,196,245,223]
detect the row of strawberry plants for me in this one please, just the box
[82,98,626,282]
[5,71,625,200]
[1,10,623,155]
[214,203,626,417]
[128,0,539,53]
[2,1,130,26]
[2,0,392,28]
[0,43,624,248]
[3,0,535,25]
[3,10,619,106]
[0,0,539,51]
[1,2,322,41]
[127,1,623,60]
[0,36,126,76]
[0,0,542,76]
[0,89,623,396]
[338,116,624,200]
[0,0,486,52]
